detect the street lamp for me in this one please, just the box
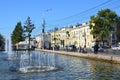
[42,18,45,49]
[84,29,86,47]
[42,9,52,49]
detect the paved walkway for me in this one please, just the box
[35,48,120,64]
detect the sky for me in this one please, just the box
[0,0,120,37]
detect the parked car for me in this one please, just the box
[90,46,104,52]
[111,45,120,50]
[65,44,76,51]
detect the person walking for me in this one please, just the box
[94,43,99,54]
[78,45,81,53]
[82,45,87,53]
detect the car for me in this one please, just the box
[65,44,76,51]
[90,46,104,52]
[111,45,120,50]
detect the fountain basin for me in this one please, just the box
[19,66,57,73]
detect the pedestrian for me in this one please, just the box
[82,45,87,53]
[78,45,81,53]
[94,43,99,54]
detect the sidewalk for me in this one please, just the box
[35,48,120,64]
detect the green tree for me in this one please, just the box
[24,16,35,49]
[66,31,70,45]
[89,9,118,46]
[0,33,5,50]
[116,17,120,42]
[11,22,25,45]
[66,31,70,38]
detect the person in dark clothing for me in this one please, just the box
[82,45,87,53]
[94,43,99,54]
[78,45,81,53]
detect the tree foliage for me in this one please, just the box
[116,17,120,42]
[66,31,70,37]
[23,16,35,49]
[0,33,5,49]
[24,16,35,38]
[89,9,118,42]
[11,22,25,45]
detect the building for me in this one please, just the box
[49,23,94,49]
[68,23,93,48]
[35,33,51,49]
[35,34,43,48]
[34,22,118,49]
[16,41,29,50]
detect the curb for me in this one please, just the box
[35,49,120,64]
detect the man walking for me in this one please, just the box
[94,43,99,54]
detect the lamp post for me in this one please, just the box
[84,29,86,47]
[42,18,45,49]
[53,31,56,51]
[42,9,52,49]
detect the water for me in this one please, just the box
[5,37,12,53]
[5,37,13,59]
[0,51,120,80]
[19,51,57,73]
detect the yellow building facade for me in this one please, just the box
[50,23,94,49]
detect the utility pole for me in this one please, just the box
[84,29,86,47]
[42,18,45,33]
[41,8,52,49]
[42,18,45,49]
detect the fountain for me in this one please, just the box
[5,36,12,53]
[19,51,57,73]
[5,37,8,53]
[5,36,16,60]
[1,44,120,79]
[4,36,57,73]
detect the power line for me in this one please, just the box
[52,0,113,22]
[112,5,120,10]
[47,0,119,27]
[39,0,119,32]
[44,0,113,28]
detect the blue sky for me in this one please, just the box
[0,0,120,37]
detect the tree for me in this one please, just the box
[11,22,25,45]
[116,17,120,42]
[0,33,5,50]
[24,16,35,49]
[89,9,118,46]
[66,31,70,37]
[66,31,70,45]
